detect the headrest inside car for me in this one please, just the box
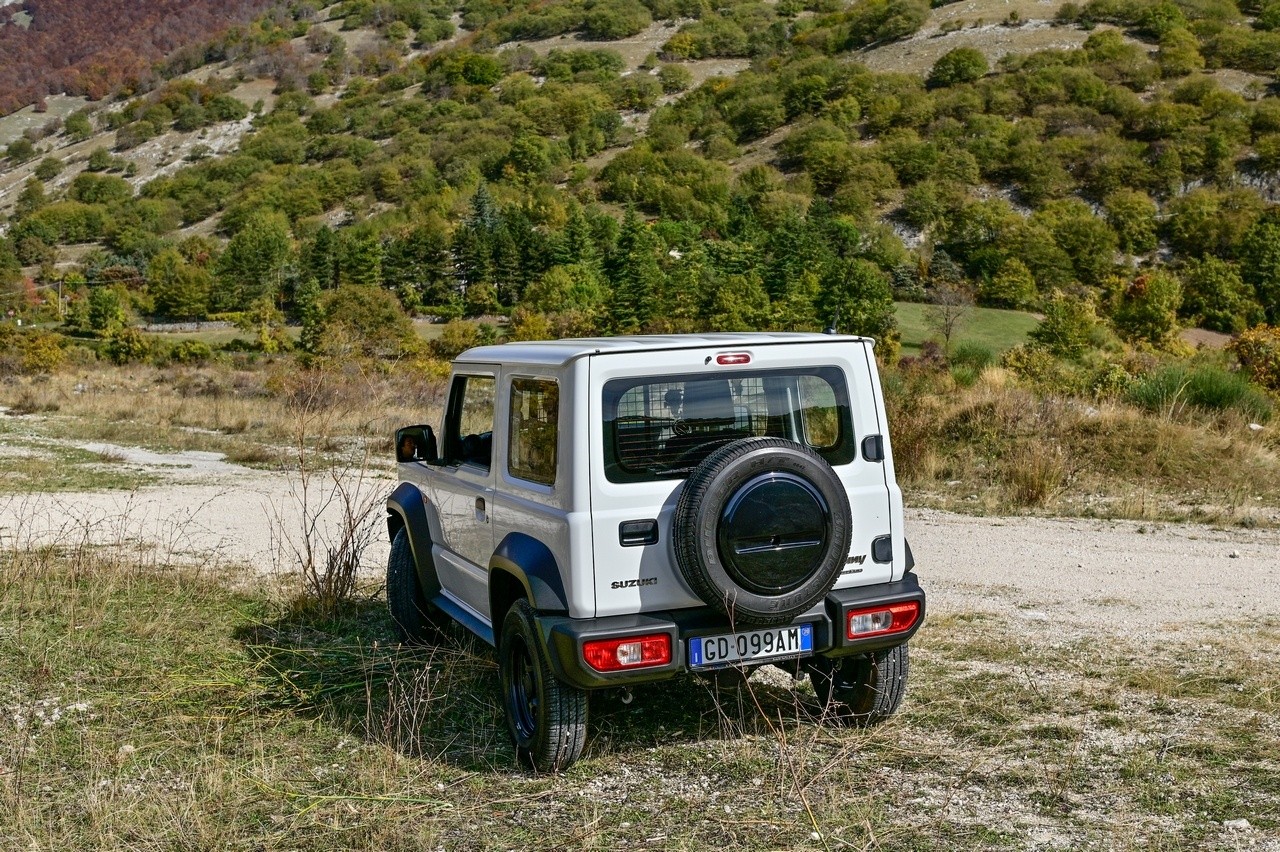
[681,380,735,423]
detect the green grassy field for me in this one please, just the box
[895,301,1039,357]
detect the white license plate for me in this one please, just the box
[688,624,814,669]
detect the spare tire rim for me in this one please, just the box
[716,471,832,596]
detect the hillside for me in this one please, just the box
[1,0,1280,366]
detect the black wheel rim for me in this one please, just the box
[505,635,539,742]
[717,472,832,595]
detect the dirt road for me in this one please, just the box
[3,447,1277,638]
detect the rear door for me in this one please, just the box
[587,341,894,619]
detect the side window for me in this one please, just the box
[797,375,839,449]
[508,378,558,487]
[444,374,496,469]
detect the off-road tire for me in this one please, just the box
[387,528,440,644]
[499,599,588,772]
[673,437,852,627]
[808,644,909,726]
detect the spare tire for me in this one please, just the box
[673,437,852,627]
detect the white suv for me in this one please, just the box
[388,333,925,771]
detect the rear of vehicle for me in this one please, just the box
[390,333,925,773]
[541,334,924,698]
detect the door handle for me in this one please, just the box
[475,496,487,522]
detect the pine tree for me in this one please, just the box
[304,226,339,289]
[339,231,383,288]
[608,209,662,332]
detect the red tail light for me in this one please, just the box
[583,634,672,672]
[846,601,920,639]
[716,353,751,365]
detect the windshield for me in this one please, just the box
[602,367,855,483]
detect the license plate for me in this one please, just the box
[688,624,814,669]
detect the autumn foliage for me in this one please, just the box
[0,0,279,115]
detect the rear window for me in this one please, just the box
[602,367,855,483]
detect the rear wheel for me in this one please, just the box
[499,599,588,772]
[386,528,440,644]
[807,644,909,726]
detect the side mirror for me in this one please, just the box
[395,425,438,464]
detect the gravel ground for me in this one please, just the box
[3,447,1278,640]
[910,508,1280,640]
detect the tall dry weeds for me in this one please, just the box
[270,363,391,616]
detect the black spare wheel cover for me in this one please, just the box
[674,437,852,626]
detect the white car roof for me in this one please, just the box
[453,332,874,368]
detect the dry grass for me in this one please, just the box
[886,366,1280,524]
[2,546,1277,849]
[0,361,447,480]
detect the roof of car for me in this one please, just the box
[453,332,873,368]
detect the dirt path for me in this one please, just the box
[910,508,1280,640]
[0,450,395,578]
[3,449,1278,638]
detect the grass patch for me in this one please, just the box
[895,301,1039,357]
[4,549,1278,848]
[885,369,1280,522]
[0,429,160,492]
[1126,362,1273,423]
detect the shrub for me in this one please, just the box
[927,47,988,88]
[1111,271,1181,348]
[657,64,693,94]
[0,327,67,375]
[1029,291,1098,360]
[34,157,63,180]
[951,341,996,371]
[1231,324,1280,392]
[169,340,215,364]
[103,328,154,364]
[430,318,483,360]
[1000,344,1084,395]
[1126,362,1272,421]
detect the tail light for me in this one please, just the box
[583,634,672,672]
[846,601,920,639]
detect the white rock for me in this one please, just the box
[1229,550,1240,559]
[1248,423,1263,432]
[1224,818,1251,831]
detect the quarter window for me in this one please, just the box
[509,378,559,486]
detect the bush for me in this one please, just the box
[927,47,988,88]
[1000,345,1084,395]
[1029,291,1098,360]
[951,341,996,370]
[430,318,483,359]
[103,328,154,364]
[1231,324,1280,392]
[34,157,63,180]
[0,327,67,375]
[657,64,693,94]
[1125,362,1272,422]
[168,339,215,364]
[1111,271,1182,348]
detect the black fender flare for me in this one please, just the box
[489,532,569,617]
[386,482,443,600]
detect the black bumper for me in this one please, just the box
[538,573,926,690]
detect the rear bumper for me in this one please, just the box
[538,573,926,690]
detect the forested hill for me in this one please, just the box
[0,0,285,116]
[2,0,1280,362]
